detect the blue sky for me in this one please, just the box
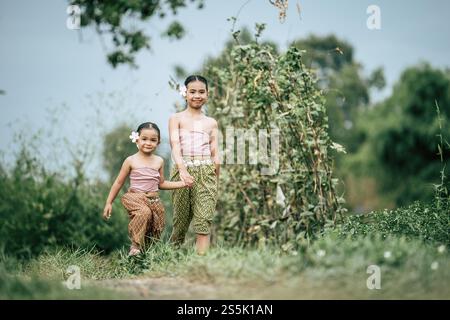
[1,0,449,179]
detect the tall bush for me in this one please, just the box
[205,36,346,247]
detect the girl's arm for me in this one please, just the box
[103,158,131,220]
[158,159,186,190]
[169,114,194,186]
[210,119,220,177]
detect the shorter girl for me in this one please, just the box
[102,122,187,256]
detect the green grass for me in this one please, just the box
[1,232,448,299]
[1,185,448,299]
[339,199,449,244]
[0,253,129,299]
[0,272,130,300]
[21,247,128,280]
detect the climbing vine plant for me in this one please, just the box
[204,30,347,249]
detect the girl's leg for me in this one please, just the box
[121,192,153,254]
[191,164,217,255]
[196,234,210,255]
[170,166,193,245]
[147,199,165,243]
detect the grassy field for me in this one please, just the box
[1,229,448,300]
[1,155,448,300]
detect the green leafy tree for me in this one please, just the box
[200,32,380,140]
[291,34,354,79]
[71,0,205,68]
[348,63,450,206]
[0,147,129,258]
[201,29,346,248]
[171,26,278,89]
[198,32,385,213]
[290,35,385,151]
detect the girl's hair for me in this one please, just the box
[184,75,208,91]
[136,122,160,142]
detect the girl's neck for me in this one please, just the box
[185,105,204,117]
[137,150,154,158]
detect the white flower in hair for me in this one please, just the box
[129,131,139,143]
[179,85,187,97]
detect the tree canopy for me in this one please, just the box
[348,63,450,206]
[71,0,205,68]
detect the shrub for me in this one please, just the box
[0,148,129,258]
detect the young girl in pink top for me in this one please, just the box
[169,75,220,255]
[102,122,187,256]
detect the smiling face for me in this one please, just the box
[137,128,160,153]
[186,80,208,109]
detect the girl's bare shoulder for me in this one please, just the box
[125,154,138,169]
[204,116,218,133]
[205,115,218,126]
[124,154,134,163]
[152,154,164,168]
[170,111,185,120]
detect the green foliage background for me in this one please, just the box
[346,64,450,206]
[0,149,128,258]
[204,38,346,247]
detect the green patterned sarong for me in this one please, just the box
[170,158,218,245]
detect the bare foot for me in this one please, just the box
[128,246,141,256]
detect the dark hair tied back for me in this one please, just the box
[184,75,208,91]
[136,122,161,142]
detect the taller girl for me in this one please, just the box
[169,75,219,255]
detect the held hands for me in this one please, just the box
[102,203,112,220]
[180,169,195,187]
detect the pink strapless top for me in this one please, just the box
[129,167,160,192]
[179,129,211,156]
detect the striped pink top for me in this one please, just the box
[179,129,211,156]
[129,167,160,192]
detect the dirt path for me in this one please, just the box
[92,275,356,299]
[95,276,224,299]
